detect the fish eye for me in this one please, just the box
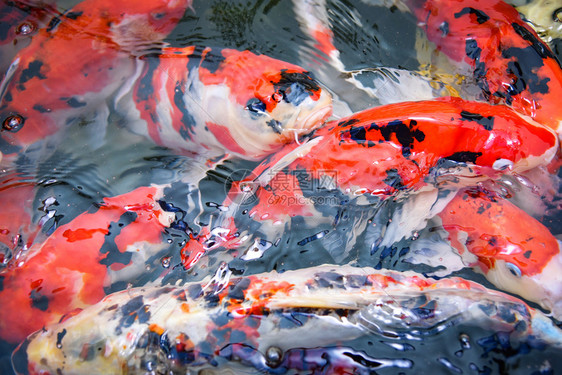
[246,98,267,114]
[2,114,24,132]
[506,262,522,278]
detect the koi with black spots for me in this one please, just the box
[11,265,562,374]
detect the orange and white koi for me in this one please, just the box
[0,185,177,343]
[437,185,562,319]
[120,45,332,160]
[0,0,192,162]
[404,0,562,134]
[181,97,558,268]
[12,265,562,374]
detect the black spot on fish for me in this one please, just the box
[477,204,486,215]
[346,125,369,146]
[187,283,203,299]
[314,271,345,289]
[136,58,159,102]
[273,70,320,105]
[63,97,87,108]
[204,292,220,308]
[64,11,83,20]
[228,277,251,300]
[344,274,370,288]
[98,211,136,267]
[454,7,490,24]
[174,81,198,140]
[460,110,494,130]
[412,303,436,319]
[30,289,49,311]
[512,23,558,63]
[523,250,532,259]
[32,104,50,113]
[343,350,386,368]
[56,328,66,349]
[444,151,483,164]
[19,60,46,85]
[117,295,151,334]
[502,46,551,97]
[46,15,61,32]
[375,119,425,157]
[266,119,283,134]
[383,168,405,189]
[0,275,4,292]
[337,118,360,128]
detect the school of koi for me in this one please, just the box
[0,0,561,374]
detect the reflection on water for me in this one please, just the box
[1,0,561,373]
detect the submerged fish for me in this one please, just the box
[0,185,176,343]
[438,185,562,320]
[404,0,562,134]
[0,0,192,161]
[11,265,562,374]
[181,97,558,268]
[120,46,333,160]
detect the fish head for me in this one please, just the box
[481,243,562,321]
[441,187,562,319]
[195,49,332,160]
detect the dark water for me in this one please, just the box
[1,0,561,374]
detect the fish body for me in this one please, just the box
[0,0,192,161]
[405,0,562,134]
[12,265,562,374]
[0,185,176,343]
[182,97,558,267]
[438,186,562,319]
[121,46,333,160]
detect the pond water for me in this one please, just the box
[0,0,561,373]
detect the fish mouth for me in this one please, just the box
[287,104,332,137]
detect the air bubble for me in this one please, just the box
[16,22,35,35]
[459,333,471,349]
[265,346,283,368]
[161,256,171,268]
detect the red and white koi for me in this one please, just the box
[404,0,562,135]
[437,186,562,320]
[12,265,562,374]
[181,97,558,268]
[0,185,176,343]
[119,45,332,160]
[0,0,192,162]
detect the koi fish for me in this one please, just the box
[0,185,178,343]
[437,185,562,320]
[404,0,562,134]
[12,265,562,374]
[181,97,558,268]
[0,0,192,162]
[119,45,333,160]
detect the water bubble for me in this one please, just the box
[265,346,283,368]
[161,256,171,268]
[3,114,24,132]
[16,22,35,35]
[411,231,419,240]
[459,333,471,349]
